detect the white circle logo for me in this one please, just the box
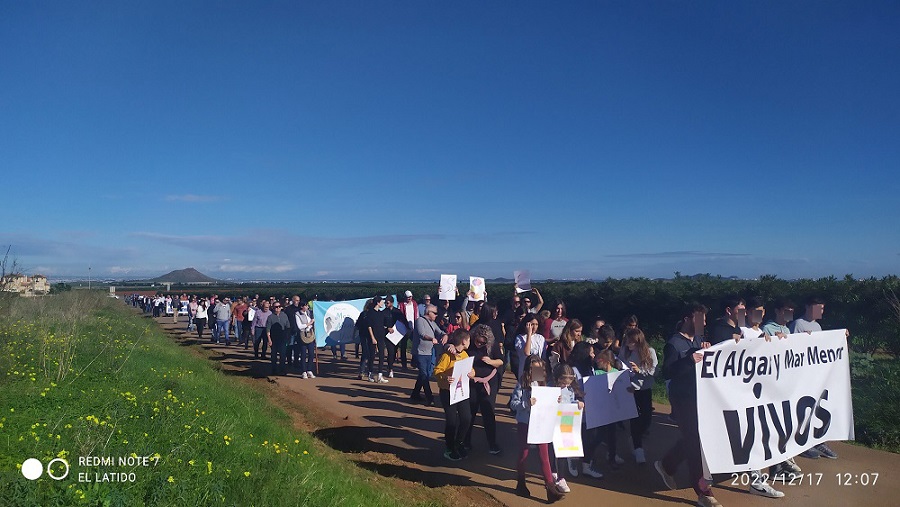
[47,458,70,480]
[21,458,42,480]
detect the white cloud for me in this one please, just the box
[217,264,294,273]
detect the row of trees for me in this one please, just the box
[171,274,900,355]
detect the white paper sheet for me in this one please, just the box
[514,270,531,293]
[439,274,457,301]
[449,356,475,405]
[386,320,408,346]
[527,386,563,444]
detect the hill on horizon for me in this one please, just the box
[147,268,219,284]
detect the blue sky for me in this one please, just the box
[2,1,898,281]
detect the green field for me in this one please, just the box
[0,293,440,507]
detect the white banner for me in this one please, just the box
[696,330,854,474]
[582,371,638,429]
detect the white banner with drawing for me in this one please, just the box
[695,329,854,474]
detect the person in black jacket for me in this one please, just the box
[384,296,407,376]
[283,295,304,367]
[365,296,394,383]
[655,303,722,507]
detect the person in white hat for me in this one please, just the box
[399,290,420,370]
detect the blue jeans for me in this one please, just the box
[413,353,435,402]
[299,341,316,373]
[214,320,230,344]
[253,327,267,357]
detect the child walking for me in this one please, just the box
[433,329,475,461]
[551,363,585,493]
[510,354,567,501]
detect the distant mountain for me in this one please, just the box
[147,268,219,284]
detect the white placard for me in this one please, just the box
[386,320,408,346]
[552,402,584,458]
[695,329,853,474]
[449,356,475,405]
[439,274,457,301]
[527,386,563,444]
[467,276,485,302]
[514,270,531,293]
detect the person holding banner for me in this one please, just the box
[356,299,375,380]
[296,301,316,379]
[762,298,804,477]
[510,354,565,501]
[433,329,475,461]
[788,295,843,460]
[655,303,722,507]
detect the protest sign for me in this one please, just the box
[528,386,563,444]
[467,276,486,301]
[449,356,474,405]
[695,330,853,474]
[386,320,407,346]
[552,403,584,458]
[582,371,638,429]
[439,274,457,301]
[514,270,531,293]
[312,298,367,347]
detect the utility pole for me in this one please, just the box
[88,267,91,290]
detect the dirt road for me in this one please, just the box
[160,318,898,507]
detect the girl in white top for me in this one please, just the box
[515,314,547,380]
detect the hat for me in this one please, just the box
[404,290,413,297]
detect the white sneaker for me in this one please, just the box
[784,457,801,474]
[634,447,646,464]
[697,495,723,507]
[582,462,603,479]
[614,454,625,465]
[654,460,677,490]
[750,481,785,498]
[301,372,308,379]
[556,478,571,493]
[567,458,579,477]
[368,375,376,383]
[307,371,315,379]
[388,370,394,378]
[377,373,389,384]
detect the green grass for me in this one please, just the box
[0,293,440,507]
[848,352,900,453]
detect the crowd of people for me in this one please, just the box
[128,288,846,506]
